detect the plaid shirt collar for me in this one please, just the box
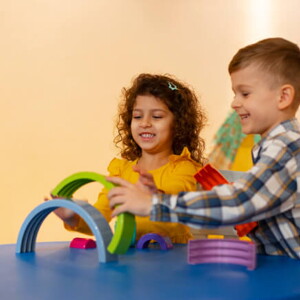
[252,118,300,163]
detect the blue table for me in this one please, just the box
[1,242,300,300]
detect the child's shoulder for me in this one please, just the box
[263,119,300,152]
[107,157,136,176]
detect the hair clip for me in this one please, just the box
[168,81,178,91]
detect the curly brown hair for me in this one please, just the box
[114,73,207,165]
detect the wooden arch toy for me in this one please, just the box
[16,199,117,263]
[16,172,136,262]
[136,233,173,250]
[188,238,256,270]
[50,172,136,254]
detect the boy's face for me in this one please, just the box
[230,64,283,138]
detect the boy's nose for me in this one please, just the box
[231,97,241,109]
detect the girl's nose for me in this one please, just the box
[140,117,151,128]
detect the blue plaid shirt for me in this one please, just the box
[151,118,300,258]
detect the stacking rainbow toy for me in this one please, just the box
[16,172,136,263]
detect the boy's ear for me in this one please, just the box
[278,84,295,110]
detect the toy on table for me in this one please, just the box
[207,234,252,243]
[16,172,136,263]
[207,234,225,239]
[194,163,228,189]
[136,233,173,250]
[50,171,136,254]
[70,237,96,249]
[194,164,258,236]
[114,219,137,247]
[188,238,256,270]
[16,199,117,263]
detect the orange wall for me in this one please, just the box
[1,0,300,244]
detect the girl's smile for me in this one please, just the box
[139,132,156,140]
[131,95,174,156]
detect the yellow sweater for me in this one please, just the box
[68,147,201,244]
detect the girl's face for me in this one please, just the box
[131,95,174,156]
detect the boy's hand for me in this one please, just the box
[106,176,152,217]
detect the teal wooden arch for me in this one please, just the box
[16,199,118,263]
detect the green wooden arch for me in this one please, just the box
[51,172,136,254]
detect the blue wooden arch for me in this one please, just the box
[16,199,118,263]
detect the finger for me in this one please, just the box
[140,172,154,183]
[132,165,148,176]
[138,170,150,178]
[139,168,150,176]
[109,196,118,208]
[107,186,127,199]
[111,205,126,217]
[132,165,141,172]
[108,192,126,208]
[106,176,132,187]
[139,177,153,185]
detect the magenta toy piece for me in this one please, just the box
[136,233,173,250]
[70,237,97,249]
[188,239,256,270]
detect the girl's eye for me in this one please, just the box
[132,115,142,119]
[153,115,163,119]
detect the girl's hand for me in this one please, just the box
[132,165,159,193]
[44,196,79,227]
[106,176,152,217]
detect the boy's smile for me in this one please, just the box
[230,64,283,138]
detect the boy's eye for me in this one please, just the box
[242,92,250,97]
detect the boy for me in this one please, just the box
[107,37,300,259]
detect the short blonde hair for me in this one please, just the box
[229,38,300,101]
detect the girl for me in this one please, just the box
[55,73,207,243]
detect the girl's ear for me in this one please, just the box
[278,84,295,110]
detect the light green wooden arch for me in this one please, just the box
[51,172,136,254]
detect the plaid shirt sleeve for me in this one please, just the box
[150,134,298,227]
[151,120,300,258]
